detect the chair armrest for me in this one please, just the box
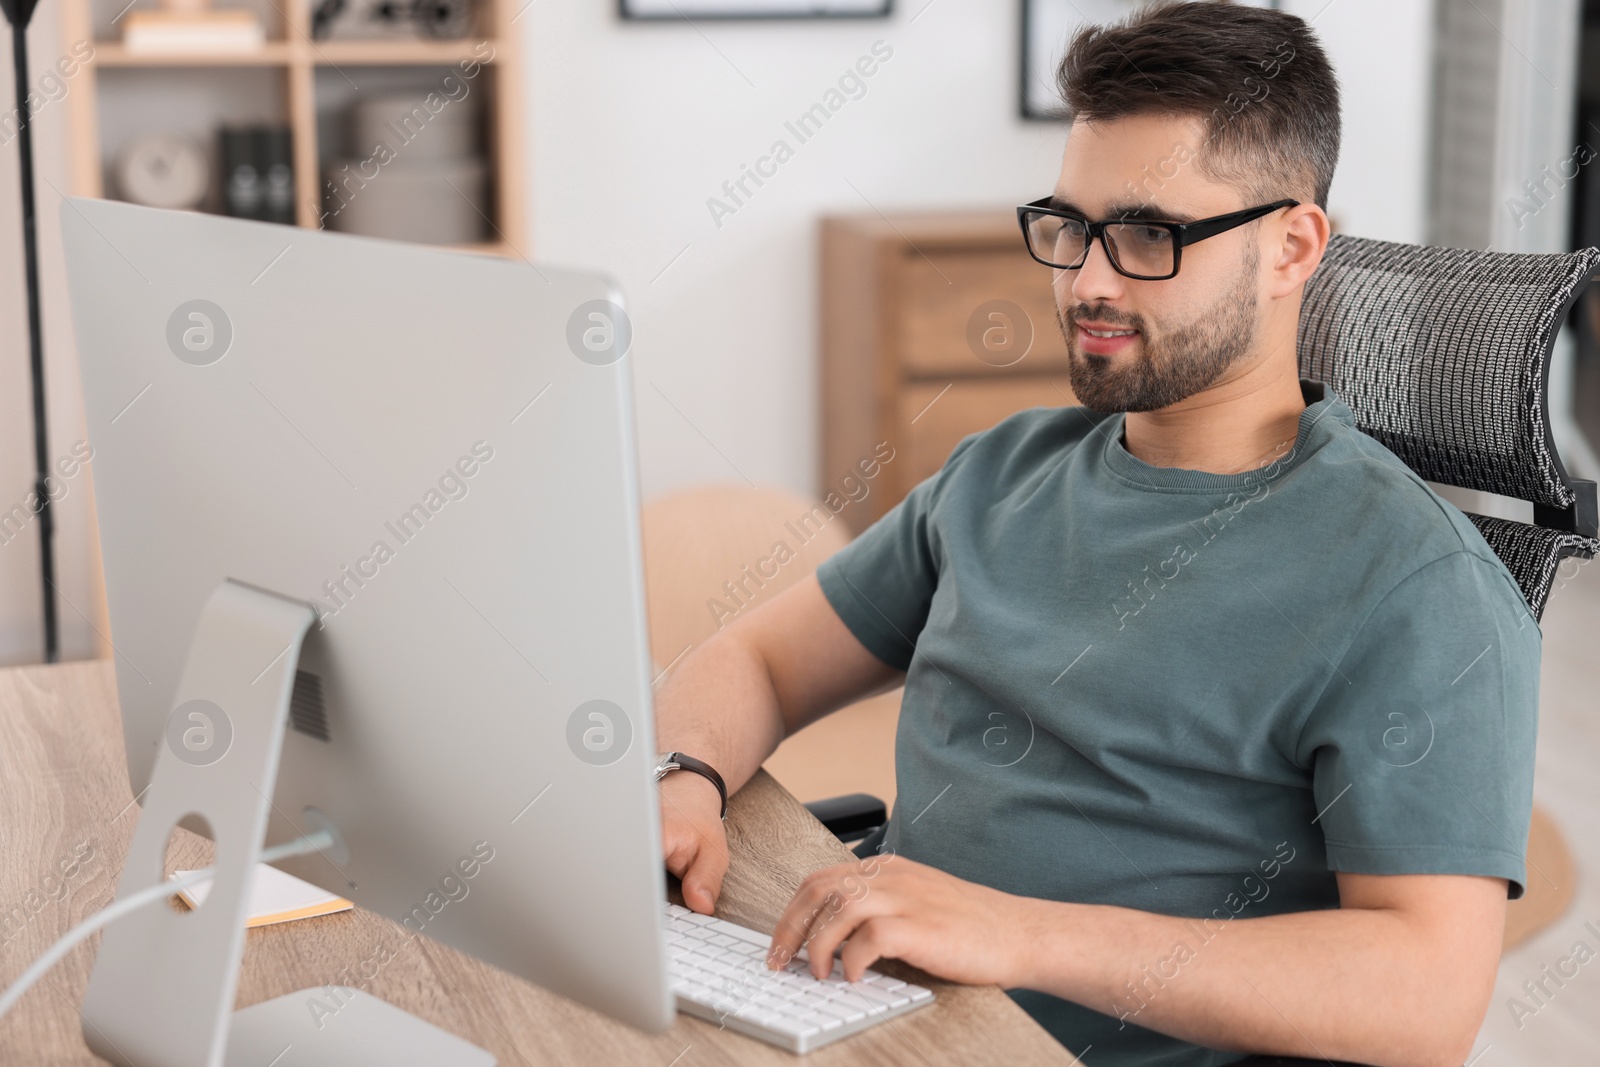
[802,793,886,843]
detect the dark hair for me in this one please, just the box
[1056,0,1340,210]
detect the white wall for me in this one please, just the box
[522,0,1436,505]
[1286,0,1435,244]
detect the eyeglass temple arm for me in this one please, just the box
[1174,200,1300,244]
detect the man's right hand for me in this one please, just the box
[659,770,729,915]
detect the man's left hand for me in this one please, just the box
[765,853,1038,987]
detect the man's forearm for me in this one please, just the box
[1013,898,1480,1067]
[653,630,787,797]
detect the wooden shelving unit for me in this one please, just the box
[58,0,525,253]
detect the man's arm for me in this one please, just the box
[1015,869,1504,1067]
[766,860,1505,1067]
[655,573,903,912]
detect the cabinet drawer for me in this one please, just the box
[896,248,1070,377]
[897,375,1079,490]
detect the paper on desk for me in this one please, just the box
[172,863,353,927]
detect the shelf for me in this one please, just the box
[92,42,293,67]
[89,38,501,69]
[65,0,524,243]
[310,39,501,65]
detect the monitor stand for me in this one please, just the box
[80,579,495,1067]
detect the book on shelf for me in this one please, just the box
[122,9,266,54]
[221,124,295,224]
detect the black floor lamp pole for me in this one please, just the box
[3,0,59,664]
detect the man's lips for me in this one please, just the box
[1073,320,1140,357]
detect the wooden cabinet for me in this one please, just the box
[820,210,1078,532]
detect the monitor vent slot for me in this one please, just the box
[290,670,331,742]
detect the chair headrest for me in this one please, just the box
[1298,234,1600,510]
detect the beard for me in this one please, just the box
[1057,245,1261,414]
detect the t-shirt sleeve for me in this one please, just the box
[1294,549,1541,899]
[814,435,978,672]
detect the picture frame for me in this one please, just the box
[620,0,891,19]
[1020,0,1279,121]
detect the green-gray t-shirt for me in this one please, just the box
[814,380,1540,1067]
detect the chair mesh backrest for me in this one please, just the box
[1298,235,1600,509]
[1467,514,1594,620]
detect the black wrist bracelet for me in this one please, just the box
[653,751,728,820]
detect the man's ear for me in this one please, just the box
[1268,203,1331,298]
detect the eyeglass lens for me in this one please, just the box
[1024,212,1176,278]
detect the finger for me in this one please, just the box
[678,832,728,914]
[768,866,879,976]
[661,824,698,880]
[839,916,905,983]
[766,864,853,967]
[798,884,884,980]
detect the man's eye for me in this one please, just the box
[1127,226,1171,245]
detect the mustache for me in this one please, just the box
[1067,304,1144,331]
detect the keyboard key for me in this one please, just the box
[827,989,883,1016]
[731,1002,780,1025]
[813,1000,865,1024]
[854,983,912,1008]
[714,922,773,947]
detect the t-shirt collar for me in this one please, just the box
[1099,379,1353,493]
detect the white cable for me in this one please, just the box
[0,829,336,1019]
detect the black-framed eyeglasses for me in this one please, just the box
[1016,197,1300,280]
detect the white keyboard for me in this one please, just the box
[663,902,934,1053]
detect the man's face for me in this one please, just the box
[1051,114,1266,413]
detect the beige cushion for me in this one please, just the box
[639,484,898,809]
[640,484,851,668]
[1504,805,1576,951]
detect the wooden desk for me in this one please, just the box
[0,661,1074,1065]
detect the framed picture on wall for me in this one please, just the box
[620,0,891,18]
[1020,0,1279,120]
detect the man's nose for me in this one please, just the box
[1069,236,1127,307]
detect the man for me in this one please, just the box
[655,3,1538,1065]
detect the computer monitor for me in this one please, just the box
[60,197,672,1063]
